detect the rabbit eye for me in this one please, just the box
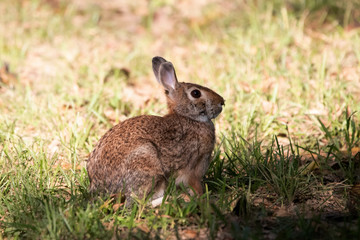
[191,89,201,98]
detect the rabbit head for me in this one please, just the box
[152,56,225,122]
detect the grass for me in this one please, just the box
[1,0,360,239]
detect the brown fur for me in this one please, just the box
[87,56,224,204]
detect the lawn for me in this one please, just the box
[1,0,360,239]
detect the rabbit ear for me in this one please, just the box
[152,56,168,83]
[159,62,178,92]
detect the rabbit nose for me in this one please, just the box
[220,99,225,106]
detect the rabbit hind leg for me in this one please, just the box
[150,180,166,207]
[125,171,165,206]
[123,143,166,205]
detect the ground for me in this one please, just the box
[0,0,360,239]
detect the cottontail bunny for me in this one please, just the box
[87,57,224,206]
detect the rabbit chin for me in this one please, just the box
[196,114,211,122]
[195,112,219,122]
[193,109,222,122]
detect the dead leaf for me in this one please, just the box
[112,203,124,212]
[48,139,61,158]
[137,224,150,233]
[306,108,328,116]
[253,197,272,207]
[179,193,191,202]
[239,81,252,93]
[53,162,82,170]
[347,184,360,214]
[102,220,115,231]
[181,229,198,239]
[261,100,278,114]
[350,184,360,197]
[301,160,319,175]
[100,198,113,210]
[276,136,290,146]
[351,147,360,156]
[273,204,295,217]
[341,67,360,82]
[104,67,131,83]
[0,63,17,86]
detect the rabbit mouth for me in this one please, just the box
[201,109,218,120]
[207,106,223,119]
[200,110,207,116]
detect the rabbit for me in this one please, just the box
[86,56,224,206]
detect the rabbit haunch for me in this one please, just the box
[87,56,224,206]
